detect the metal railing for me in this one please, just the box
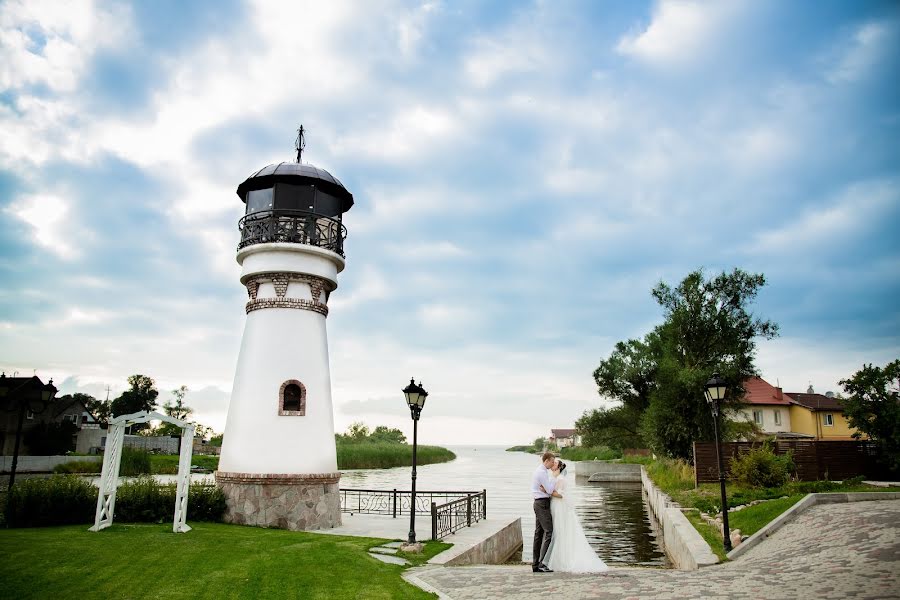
[431,491,486,540]
[339,488,487,540]
[238,210,347,256]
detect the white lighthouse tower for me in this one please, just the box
[217,129,352,530]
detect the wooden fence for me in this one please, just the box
[692,440,893,485]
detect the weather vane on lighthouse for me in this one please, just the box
[217,128,354,532]
[295,124,305,163]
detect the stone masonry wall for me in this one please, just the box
[216,472,342,531]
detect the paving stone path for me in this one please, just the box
[407,499,900,599]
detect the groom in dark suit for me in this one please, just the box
[531,452,558,573]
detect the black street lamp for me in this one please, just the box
[0,374,57,493]
[704,372,732,552]
[402,378,428,544]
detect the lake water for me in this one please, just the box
[340,445,668,567]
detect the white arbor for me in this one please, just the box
[90,411,195,533]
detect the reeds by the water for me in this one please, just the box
[336,441,456,469]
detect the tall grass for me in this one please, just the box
[149,454,219,474]
[337,441,456,469]
[120,447,152,476]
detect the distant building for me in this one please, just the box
[734,377,795,437]
[787,388,858,441]
[0,377,98,455]
[550,428,580,448]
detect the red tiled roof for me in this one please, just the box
[786,393,845,412]
[551,428,577,438]
[742,377,792,405]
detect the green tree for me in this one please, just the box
[110,375,159,432]
[579,335,660,449]
[576,405,645,450]
[208,433,223,447]
[839,360,900,472]
[369,425,407,444]
[345,422,370,441]
[640,269,778,460]
[156,385,192,437]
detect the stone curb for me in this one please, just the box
[403,567,456,600]
[727,491,900,560]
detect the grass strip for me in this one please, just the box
[0,522,446,599]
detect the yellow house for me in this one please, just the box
[787,390,860,440]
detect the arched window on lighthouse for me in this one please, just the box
[279,380,306,416]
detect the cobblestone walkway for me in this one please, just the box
[407,500,900,599]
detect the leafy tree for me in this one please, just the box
[110,375,159,432]
[579,335,660,449]
[346,422,370,441]
[156,386,192,437]
[839,360,900,472]
[369,425,407,444]
[208,433,223,447]
[533,437,547,451]
[576,405,645,450]
[640,269,778,460]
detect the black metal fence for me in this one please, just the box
[238,210,347,256]
[431,491,487,540]
[339,488,487,540]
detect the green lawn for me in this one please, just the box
[0,523,449,599]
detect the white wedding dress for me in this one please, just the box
[544,473,609,573]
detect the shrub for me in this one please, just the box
[119,447,152,476]
[729,443,794,488]
[5,475,96,527]
[115,476,226,523]
[559,446,622,461]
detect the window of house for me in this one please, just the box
[753,410,763,425]
[773,410,781,426]
[26,410,34,420]
[278,380,307,416]
[823,413,834,427]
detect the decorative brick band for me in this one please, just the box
[243,272,332,316]
[246,298,329,316]
[216,471,341,485]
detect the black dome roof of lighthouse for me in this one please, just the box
[236,162,354,212]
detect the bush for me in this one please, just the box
[119,447,152,476]
[3,475,225,528]
[115,476,227,523]
[559,446,622,461]
[5,475,96,527]
[729,443,794,488]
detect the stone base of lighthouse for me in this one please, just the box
[216,472,342,531]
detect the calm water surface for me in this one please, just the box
[341,445,668,567]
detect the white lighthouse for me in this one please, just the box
[217,131,352,530]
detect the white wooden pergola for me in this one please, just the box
[89,411,195,533]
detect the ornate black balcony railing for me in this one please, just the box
[238,210,347,256]
[339,488,487,540]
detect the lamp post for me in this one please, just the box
[704,372,732,552]
[0,374,57,493]
[402,378,428,545]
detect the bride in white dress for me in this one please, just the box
[543,459,609,573]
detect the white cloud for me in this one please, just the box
[746,179,899,255]
[826,20,898,84]
[0,0,133,92]
[5,193,79,259]
[328,265,391,312]
[616,0,743,67]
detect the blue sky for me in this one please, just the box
[1,0,898,445]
